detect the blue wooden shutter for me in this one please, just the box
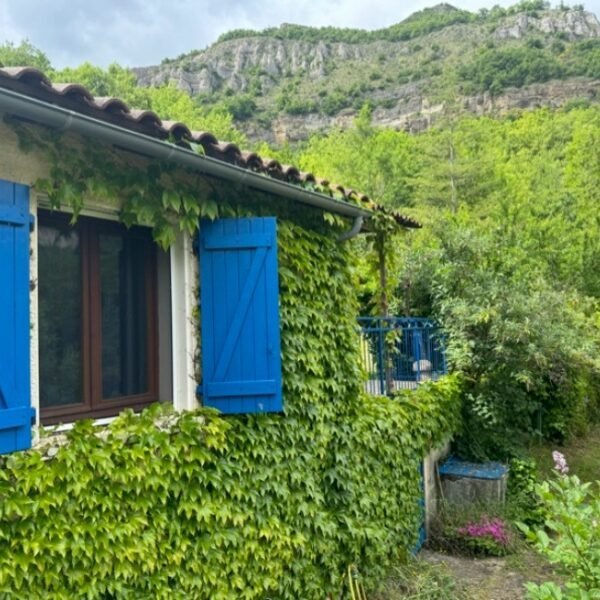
[0,180,33,453]
[199,217,283,414]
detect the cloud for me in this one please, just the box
[0,0,599,68]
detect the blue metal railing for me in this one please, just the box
[358,317,448,396]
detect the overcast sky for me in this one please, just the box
[1,0,599,69]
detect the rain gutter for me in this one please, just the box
[0,86,371,235]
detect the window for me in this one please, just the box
[38,211,158,423]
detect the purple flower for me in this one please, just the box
[552,451,569,475]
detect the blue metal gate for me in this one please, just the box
[358,317,447,397]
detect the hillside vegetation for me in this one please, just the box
[213,4,475,45]
[283,104,600,459]
[133,1,600,142]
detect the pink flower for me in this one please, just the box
[457,517,510,545]
[552,451,569,475]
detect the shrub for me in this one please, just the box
[521,452,600,598]
[421,220,600,460]
[431,503,517,557]
[507,458,547,527]
[459,46,564,94]
[320,91,351,116]
[223,94,257,120]
[451,516,513,556]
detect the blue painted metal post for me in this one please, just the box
[376,323,386,396]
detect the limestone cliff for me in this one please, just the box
[132,6,600,143]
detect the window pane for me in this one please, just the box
[38,222,83,407]
[100,231,149,399]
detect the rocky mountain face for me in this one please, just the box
[493,9,600,39]
[135,39,369,97]
[132,6,600,143]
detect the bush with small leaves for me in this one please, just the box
[520,452,600,599]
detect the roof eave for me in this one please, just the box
[0,86,373,220]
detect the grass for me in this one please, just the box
[529,423,600,483]
[504,545,562,585]
[370,557,472,600]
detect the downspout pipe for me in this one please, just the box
[337,215,364,242]
[0,87,372,221]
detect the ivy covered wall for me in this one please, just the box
[0,122,461,598]
[0,215,460,598]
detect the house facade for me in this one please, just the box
[0,67,418,453]
[0,69,462,599]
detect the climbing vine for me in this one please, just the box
[6,116,363,248]
[8,116,232,247]
[0,216,460,598]
[0,117,460,598]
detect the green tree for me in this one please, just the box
[0,40,51,71]
[53,63,247,144]
[298,105,417,207]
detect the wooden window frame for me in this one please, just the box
[39,211,159,424]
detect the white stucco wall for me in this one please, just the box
[0,117,51,185]
[424,442,451,536]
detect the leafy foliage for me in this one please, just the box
[7,119,224,249]
[0,210,461,597]
[520,457,600,598]
[426,217,599,459]
[216,5,475,46]
[507,458,547,527]
[460,46,564,94]
[284,107,600,459]
[0,40,51,71]
[297,105,416,208]
[565,39,600,78]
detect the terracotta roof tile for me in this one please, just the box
[161,120,192,141]
[333,184,347,198]
[204,141,242,164]
[264,159,284,179]
[52,83,94,101]
[190,131,218,146]
[89,96,130,114]
[281,165,301,183]
[128,108,162,128]
[240,151,263,171]
[0,66,422,229]
[2,66,52,87]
